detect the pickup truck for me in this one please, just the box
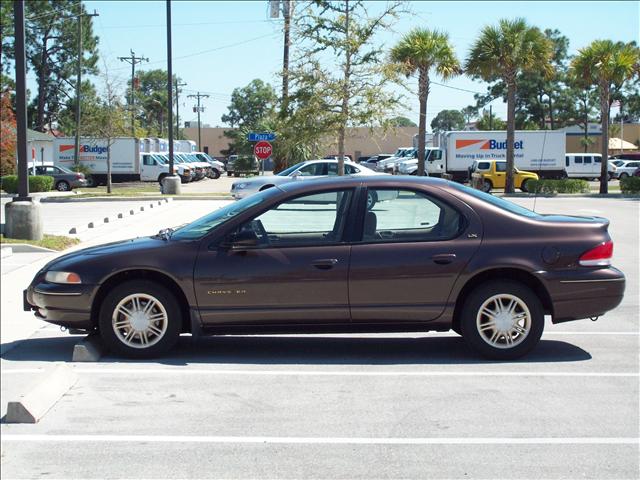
[470,159,538,193]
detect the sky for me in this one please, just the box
[73,0,638,130]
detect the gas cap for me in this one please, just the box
[542,246,560,264]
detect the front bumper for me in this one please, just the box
[536,267,626,323]
[71,179,88,188]
[24,282,97,329]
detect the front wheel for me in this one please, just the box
[366,191,377,210]
[211,169,221,179]
[481,179,492,193]
[98,280,182,358]
[459,281,544,360]
[520,179,532,193]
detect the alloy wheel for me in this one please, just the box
[111,293,168,349]
[475,293,531,349]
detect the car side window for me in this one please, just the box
[584,156,592,164]
[327,163,339,175]
[143,156,155,166]
[477,162,490,170]
[362,189,463,243]
[566,156,570,167]
[298,163,326,176]
[238,189,354,248]
[344,164,359,174]
[496,162,507,172]
[575,156,583,164]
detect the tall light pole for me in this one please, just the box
[73,7,99,168]
[175,80,187,139]
[118,50,148,136]
[187,92,209,151]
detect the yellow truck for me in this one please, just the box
[470,159,539,193]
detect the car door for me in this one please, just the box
[493,162,506,188]
[349,187,482,322]
[193,188,355,325]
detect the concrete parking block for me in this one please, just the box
[4,364,78,424]
[117,213,123,219]
[72,334,105,362]
[103,217,110,223]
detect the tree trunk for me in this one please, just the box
[505,80,516,194]
[599,83,609,194]
[417,67,429,177]
[548,94,554,130]
[36,45,48,132]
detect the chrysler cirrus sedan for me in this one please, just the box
[25,177,625,360]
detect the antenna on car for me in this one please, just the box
[532,129,548,213]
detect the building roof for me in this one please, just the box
[27,128,54,142]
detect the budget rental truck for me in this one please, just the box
[53,137,188,185]
[401,130,566,181]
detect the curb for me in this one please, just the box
[68,198,173,235]
[42,195,232,202]
[0,243,55,253]
[4,364,78,424]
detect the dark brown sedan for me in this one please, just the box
[24,177,625,359]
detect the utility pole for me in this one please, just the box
[118,50,148,136]
[73,7,99,168]
[281,0,291,116]
[175,80,187,139]
[489,104,493,130]
[187,92,209,151]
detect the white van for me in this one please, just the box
[565,153,615,180]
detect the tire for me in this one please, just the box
[619,172,629,180]
[481,179,492,193]
[459,281,544,360]
[560,171,568,179]
[85,176,96,188]
[211,169,221,179]
[227,171,233,177]
[520,179,531,193]
[56,180,70,191]
[98,280,182,358]
[366,190,378,210]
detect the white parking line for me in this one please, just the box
[1,434,638,445]
[1,368,638,377]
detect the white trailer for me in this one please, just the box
[401,130,566,180]
[53,137,179,185]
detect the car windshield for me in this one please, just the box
[56,165,73,174]
[171,190,275,240]
[448,181,542,218]
[277,163,305,176]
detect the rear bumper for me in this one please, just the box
[536,267,625,323]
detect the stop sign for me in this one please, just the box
[254,141,272,160]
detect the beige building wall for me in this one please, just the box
[183,126,418,160]
[566,124,640,153]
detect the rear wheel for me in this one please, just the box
[366,191,378,210]
[481,179,492,193]
[619,172,629,180]
[98,280,182,358]
[459,281,544,360]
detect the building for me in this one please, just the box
[27,129,55,165]
[560,123,640,154]
[183,126,419,160]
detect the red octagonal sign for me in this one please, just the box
[254,141,272,160]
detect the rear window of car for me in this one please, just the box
[447,182,542,218]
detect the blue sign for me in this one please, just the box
[247,132,276,142]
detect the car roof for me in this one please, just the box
[303,159,359,166]
[278,175,449,195]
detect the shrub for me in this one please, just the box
[527,179,590,195]
[620,176,640,194]
[0,175,54,194]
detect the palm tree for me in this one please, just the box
[570,40,639,194]
[465,19,552,193]
[390,29,460,176]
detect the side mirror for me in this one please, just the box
[291,171,302,179]
[225,230,259,249]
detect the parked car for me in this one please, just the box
[376,148,416,173]
[193,152,225,179]
[360,154,393,170]
[24,176,625,360]
[469,159,538,193]
[230,159,383,200]
[633,167,640,177]
[29,164,87,191]
[612,160,640,179]
[153,154,193,183]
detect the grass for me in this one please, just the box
[0,234,81,251]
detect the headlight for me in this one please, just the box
[45,271,82,284]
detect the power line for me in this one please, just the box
[118,50,149,136]
[99,19,281,29]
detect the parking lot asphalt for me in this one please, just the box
[1,195,638,479]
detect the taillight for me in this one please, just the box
[579,241,613,267]
[76,173,82,179]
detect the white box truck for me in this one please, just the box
[402,130,566,181]
[53,137,187,185]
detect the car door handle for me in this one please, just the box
[431,254,457,265]
[312,258,339,270]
